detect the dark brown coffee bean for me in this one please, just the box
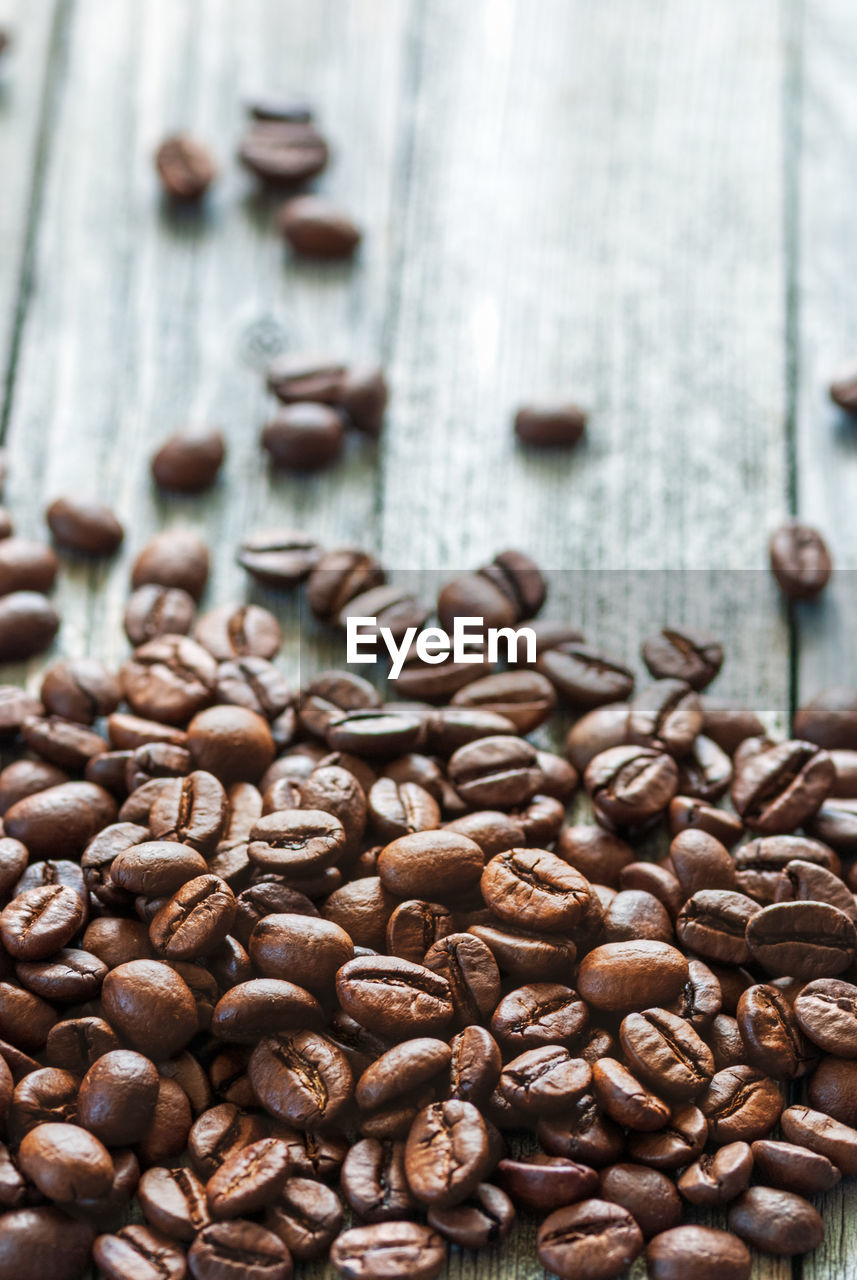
[0,592,59,660]
[619,1007,714,1099]
[467,918,577,982]
[0,538,57,595]
[124,584,197,645]
[261,403,345,470]
[238,530,322,588]
[195,604,282,663]
[497,1047,590,1119]
[537,1093,624,1168]
[189,1219,292,1280]
[46,497,123,555]
[149,772,228,854]
[250,913,353,999]
[769,521,832,600]
[39,657,119,724]
[249,809,346,876]
[336,956,454,1038]
[497,1154,598,1212]
[369,778,441,842]
[43,1016,119,1074]
[355,1039,450,1113]
[151,427,225,493]
[625,1104,707,1170]
[600,1163,682,1239]
[446,1026,501,1108]
[564,703,630,773]
[781,1102,857,1174]
[249,1030,352,1128]
[751,1138,841,1194]
[746,900,857,977]
[422,933,499,1027]
[701,1066,782,1142]
[736,983,816,1078]
[537,1198,643,1280]
[211,979,321,1043]
[132,528,210,601]
[330,1222,445,1280]
[732,738,834,833]
[205,1137,290,1218]
[0,884,84,960]
[378,830,483,900]
[536,644,635,709]
[0,758,66,817]
[775,856,857,918]
[808,1055,857,1125]
[239,118,328,182]
[278,195,361,258]
[676,1141,753,1206]
[592,1058,670,1131]
[646,1226,751,1280]
[185,706,275,786]
[0,1208,94,1280]
[121,635,216,725]
[675,889,759,965]
[481,848,592,934]
[305,551,386,624]
[146,874,235,959]
[77,1049,159,1145]
[101,959,197,1058]
[137,1164,211,1241]
[155,134,216,199]
[264,1175,342,1261]
[642,628,723,690]
[404,1099,490,1208]
[668,794,744,846]
[340,1137,415,1222]
[670,829,738,899]
[14,946,105,1003]
[585,744,678,826]
[188,1104,268,1180]
[514,401,587,448]
[19,1120,113,1200]
[21,714,107,770]
[794,977,857,1055]
[628,679,702,757]
[451,671,556,734]
[578,941,688,1014]
[110,840,206,897]
[728,1185,824,1256]
[490,982,588,1053]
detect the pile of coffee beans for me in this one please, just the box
[0,528,854,1280]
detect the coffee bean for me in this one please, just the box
[0,884,84,960]
[279,196,361,258]
[642,628,723,690]
[0,1208,94,1280]
[138,1164,211,1240]
[155,134,216,199]
[206,1136,291,1218]
[124,584,197,645]
[592,1057,670,1131]
[149,771,228,853]
[19,1120,114,1201]
[379,830,483,900]
[599,1163,682,1239]
[746,900,857,978]
[0,538,57,595]
[619,1007,714,1099]
[132,529,210,600]
[211,979,322,1042]
[337,956,454,1039]
[250,913,353,999]
[585,744,678,826]
[536,644,635,709]
[701,1066,782,1142]
[481,848,592,933]
[490,982,588,1053]
[537,1198,643,1280]
[676,1141,753,1207]
[101,959,197,1058]
[497,1047,590,1119]
[189,1220,293,1280]
[794,977,857,1055]
[625,1104,707,1170]
[330,1222,445,1280]
[578,941,688,1014]
[0,591,59,660]
[628,679,702,757]
[769,521,832,600]
[808,1055,857,1125]
[46,497,123,555]
[238,530,323,588]
[781,1102,857,1174]
[249,1030,352,1128]
[733,738,835,834]
[340,1137,415,1222]
[728,1185,824,1255]
[669,794,744,846]
[670,828,737,897]
[736,983,816,1078]
[426,1182,514,1249]
[750,1138,841,1195]
[261,403,345,470]
[109,839,206,896]
[22,714,107,770]
[446,1025,501,1107]
[497,1154,598,1212]
[514,401,587,448]
[647,1225,750,1280]
[40,656,120,724]
[265,1176,343,1261]
[121,635,216,725]
[422,933,499,1027]
[675,890,760,965]
[239,118,329,183]
[151,427,225,492]
[77,1049,159,1145]
[404,1099,490,1208]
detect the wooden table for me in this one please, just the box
[0,1,855,1275]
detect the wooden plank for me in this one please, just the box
[0,0,60,428]
[794,1,857,1275]
[381,0,790,727]
[3,0,410,686]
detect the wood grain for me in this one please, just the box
[794,0,857,1274]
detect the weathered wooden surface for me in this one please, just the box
[0,0,845,1277]
[795,0,857,1274]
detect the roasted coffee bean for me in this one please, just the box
[647,1225,751,1280]
[188,1105,268,1180]
[264,1176,343,1261]
[110,840,206,897]
[642,628,723,690]
[262,403,345,470]
[628,680,702,757]
[732,738,834,833]
[121,635,217,726]
[728,1184,824,1255]
[447,1026,501,1108]
[279,195,361,258]
[497,1047,590,1119]
[564,703,630,773]
[450,671,556,735]
[249,1030,352,1128]
[625,1104,707,1170]
[330,1222,445,1280]
[189,1219,293,1280]
[19,1120,113,1200]
[356,1039,450,1112]
[701,1066,782,1142]
[600,1163,682,1239]
[776,857,857,919]
[491,982,588,1052]
[132,529,210,601]
[21,714,107,770]
[619,1007,714,1099]
[592,1058,670,1131]
[337,956,454,1039]
[514,401,587,448]
[238,529,323,588]
[239,117,329,182]
[368,778,440,841]
[40,656,120,724]
[0,538,57,595]
[43,1017,119,1074]
[536,644,635,709]
[205,1136,291,1218]
[601,889,672,944]
[422,933,499,1027]
[557,824,633,889]
[0,757,66,816]
[769,521,832,600]
[578,941,688,1014]
[326,708,424,759]
[794,977,857,1055]
[195,604,282,663]
[781,1103,857,1174]
[0,1208,94,1280]
[676,890,760,966]
[101,959,197,1058]
[77,1049,159,1145]
[426,1181,513,1249]
[249,809,346,876]
[306,551,386,624]
[670,828,737,898]
[736,983,815,1078]
[497,1154,598,1212]
[481,848,592,934]
[751,1138,841,1195]
[0,884,84,960]
[215,658,292,723]
[468,919,577,981]
[404,1099,490,1208]
[668,794,744,846]
[537,1198,643,1280]
[807,1055,857,1125]
[385,900,453,964]
[0,591,59,660]
[149,772,227,853]
[124,584,197,645]
[746,900,857,978]
[585,744,678,826]
[155,133,216,199]
[340,1137,415,1222]
[151,427,225,493]
[250,913,353,999]
[15,948,106,1003]
[185,705,275,785]
[137,1164,211,1241]
[211,979,322,1042]
[378,830,482,899]
[46,497,123,556]
[538,1094,624,1168]
[676,1141,753,1206]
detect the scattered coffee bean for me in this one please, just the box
[514,401,587,448]
[151,427,225,492]
[46,497,124,556]
[769,521,832,600]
